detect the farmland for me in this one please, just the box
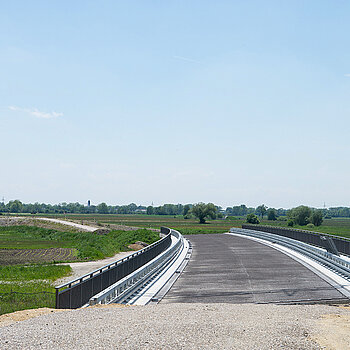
[0,225,159,261]
[26,213,239,235]
[8,213,350,239]
[0,223,160,315]
[0,248,77,265]
[20,213,350,239]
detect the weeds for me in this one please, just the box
[0,226,160,261]
[0,264,72,281]
[0,265,72,315]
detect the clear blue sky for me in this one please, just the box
[1,1,350,209]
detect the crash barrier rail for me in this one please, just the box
[230,227,350,281]
[55,227,172,309]
[89,228,184,306]
[242,224,350,256]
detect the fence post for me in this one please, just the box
[55,288,59,309]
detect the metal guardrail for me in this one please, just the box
[242,224,350,256]
[230,228,350,281]
[55,227,172,309]
[89,228,184,306]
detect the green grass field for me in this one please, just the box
[0,264,72,315]
[0,226,160,262]
[0,226,74,249]
[0,264,72,281]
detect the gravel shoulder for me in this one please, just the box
[1,303,349,349]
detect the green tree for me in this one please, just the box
[97,202,109,214]
[256,204,267,218]
[288,205,312,226]
[183,204,191,216]
[246,213,260,224]
[191,203,216,224]
[146,206,154,215]
[8,200,23,213]
[267,208,277,221]
[311,210,323,226]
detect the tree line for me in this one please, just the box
[1,200,349,223]
[246,205,324,227]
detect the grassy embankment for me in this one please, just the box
[0,225,159,315]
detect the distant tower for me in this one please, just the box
[87,200,91,207]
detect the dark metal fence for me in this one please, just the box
[242,224,350,256]
[56,229,171,309]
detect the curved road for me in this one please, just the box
[162,234,347,304]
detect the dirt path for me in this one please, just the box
[55,251,135,286]
[36,218,99,232]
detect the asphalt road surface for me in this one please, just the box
[162,234,346,304]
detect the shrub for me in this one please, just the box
[267,208,277,221]
[287,220,294,227]
[307,223,315,228]
[311,210,323,227]
[288,206,311,226]
[246,214,260,224]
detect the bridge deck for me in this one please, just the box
[161,234,346,304]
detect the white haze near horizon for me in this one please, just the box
[1,1,350,209]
